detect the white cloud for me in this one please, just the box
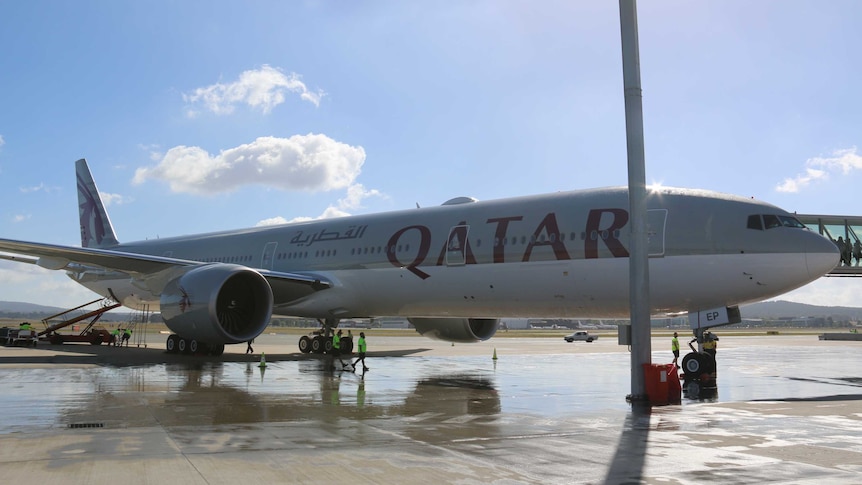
[100,192,133,207]
[338,184,383,211]
[0,262,100,307]
[137,143,163,162]
[0,135,5,147]
[255,210,347,226]
[775,167,828,193]
[12,214,30,223]
[777,277,862,308]
[183,65,324,116]
[254,183,385,226]
[255,216,290,227]
[19,183,60,194]
[133,134,366,195]
[776,147,862,193]
[20,183,47,193]
[319,206,351,219]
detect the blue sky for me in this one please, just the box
[1,1,861,309]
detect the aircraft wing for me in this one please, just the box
[0,237,331,304]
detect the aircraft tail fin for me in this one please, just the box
[76,158,120,248]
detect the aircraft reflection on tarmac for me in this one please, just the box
[47,362,501,433]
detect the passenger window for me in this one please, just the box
[747,215,763,230]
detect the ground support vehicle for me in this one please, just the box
[44,328,114,346]
[2,328,37,346]
[563,331,597,343]
[298,329,353,354]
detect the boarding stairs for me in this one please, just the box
[122,304,151,348]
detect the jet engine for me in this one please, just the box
[408,317,499,343]
[160,264,273,344]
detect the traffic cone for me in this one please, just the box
[258,352,267,368]
[493,348,498,361]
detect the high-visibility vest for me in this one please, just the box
[358,337,366,353]
[332,334,341,349]
[671,337,679,351]
[702,340,715,350]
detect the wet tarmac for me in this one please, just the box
[2,335,862,484]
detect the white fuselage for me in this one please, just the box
[69,187,839,319]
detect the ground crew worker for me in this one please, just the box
[18,322,31,342]
[246,338,254,354]
[111,328,120,346]
[352,332,369,373]
[671,332,680,367]
[702,332,717,357]
[331,329,349,370]
[122,328,132,347]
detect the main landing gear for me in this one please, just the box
[164,334,225,356]
[680,351,716,399]
[681,331,719,399]
[297,318,353,354]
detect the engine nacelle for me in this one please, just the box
[408,317,499,343]
[160,264,273,344]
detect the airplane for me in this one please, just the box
[0,159,840,356]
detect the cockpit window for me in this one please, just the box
[749,214,808,230]
[778,216,807,228]
[747,215,763,230]
[763,214,781,229]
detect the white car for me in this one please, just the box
[563,331,597,343]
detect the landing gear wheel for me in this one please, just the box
[323,339,333,354]
[166,334,179,353]
[682,352,705,375]
[685,380,701,399]
[178,338,188,354]
[189,339,199,354]
[299,335,312,353]
[311,336,323,353]
[342,337,353,354]
[207,343,225,356]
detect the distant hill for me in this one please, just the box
[0,301,66,314]
[0,301,135,322]
[1,299,860,324]
[741,300,862,320]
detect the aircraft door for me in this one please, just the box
[647,209,667,257]
[261,242,278,270]
[446,224,469,266]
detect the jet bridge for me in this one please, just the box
[796,214,862,276]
